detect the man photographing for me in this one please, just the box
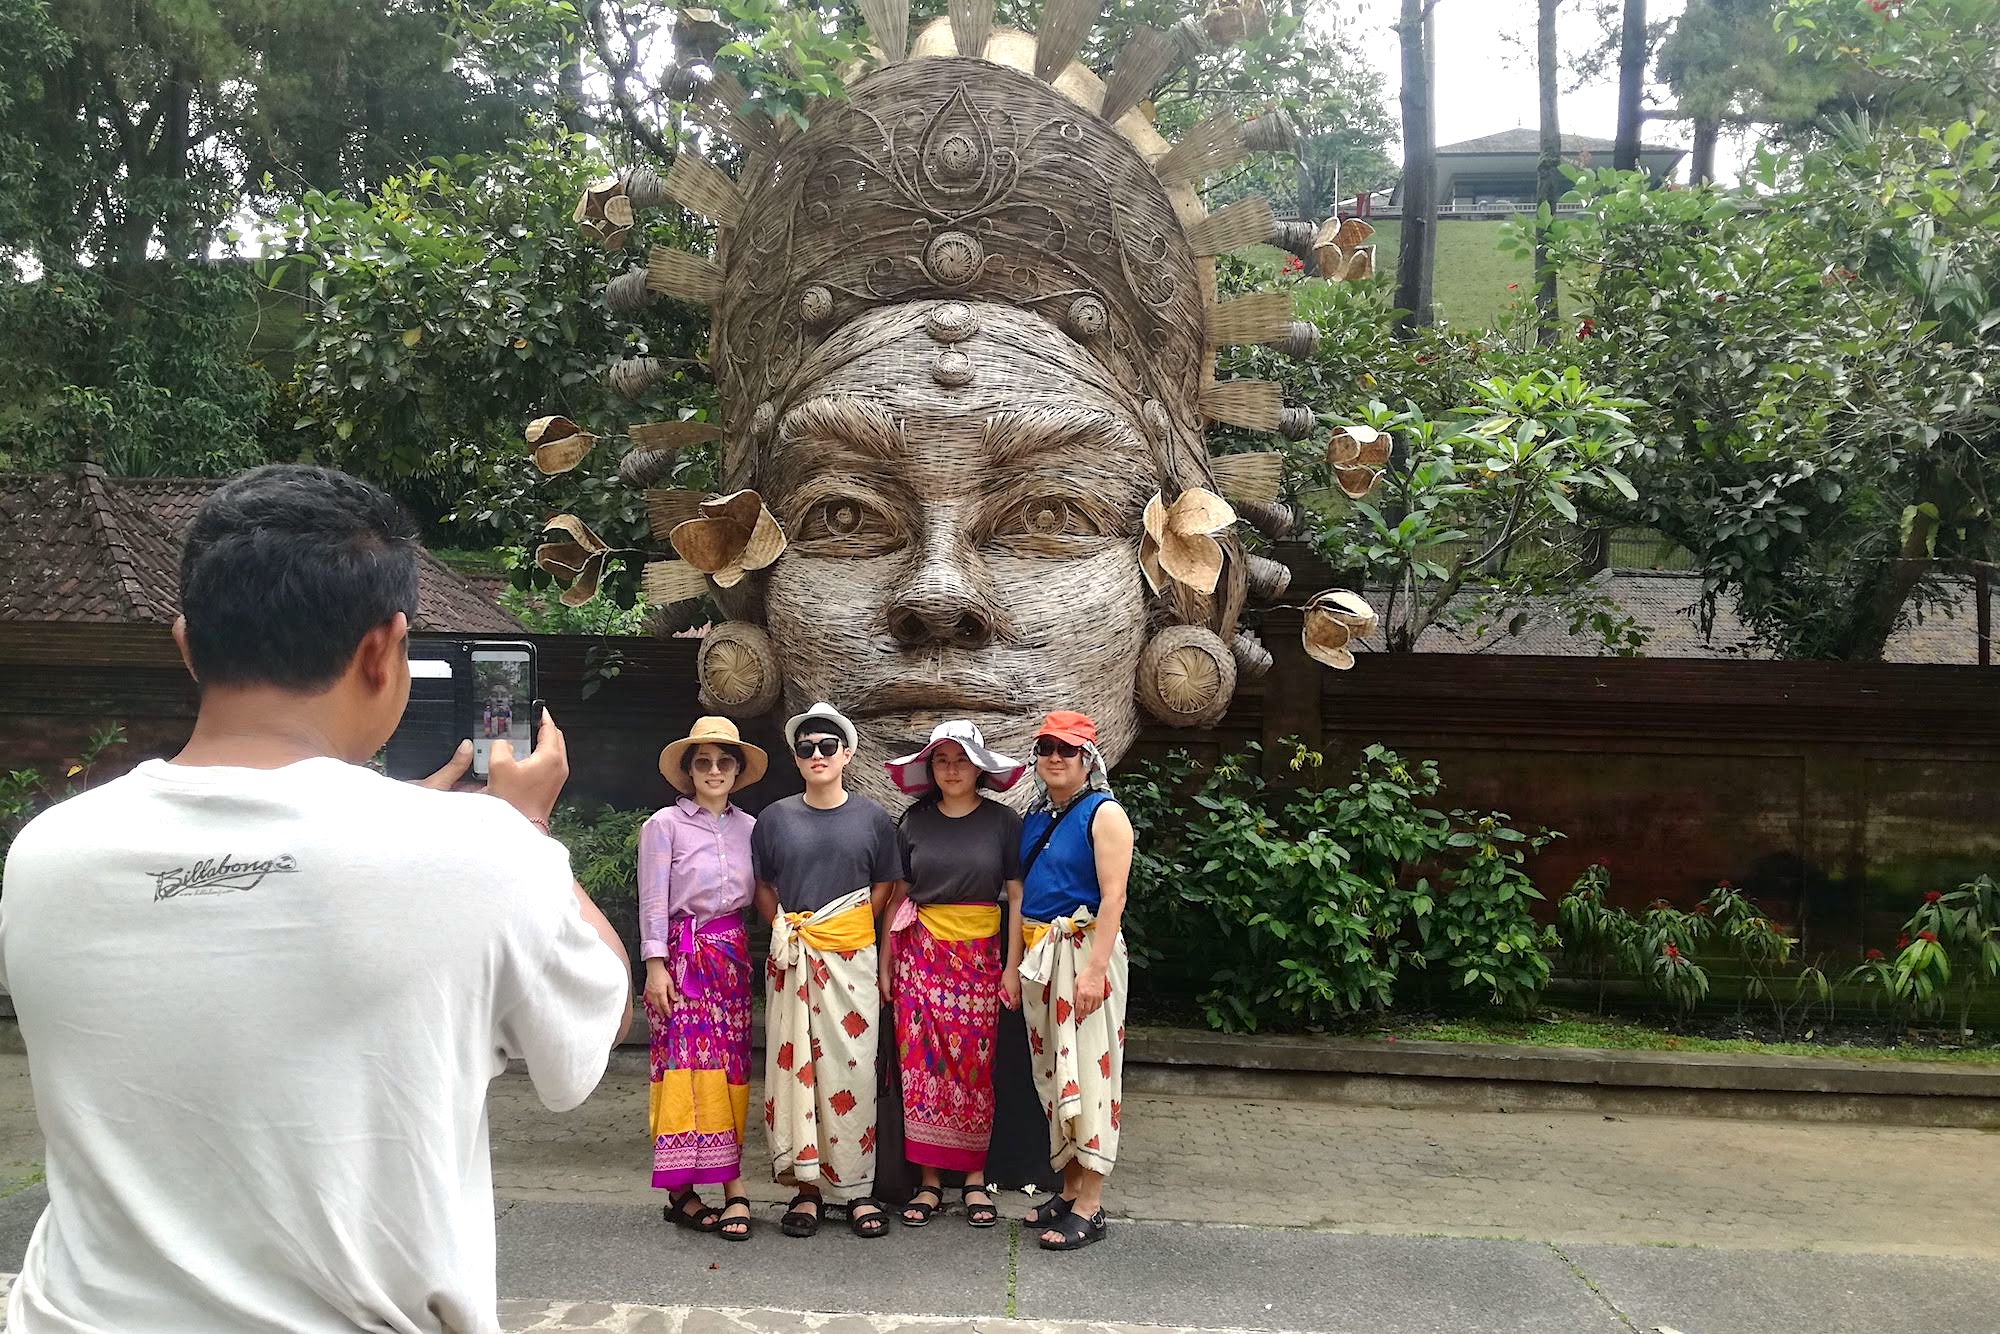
[0,465,633,1332]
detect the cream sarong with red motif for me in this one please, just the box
[763,887,879,1203]
[1020,907,1128,1176]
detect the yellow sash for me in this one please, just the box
[1021,909,1096,981]
[788,896,877,952]
[917,902,1002,942]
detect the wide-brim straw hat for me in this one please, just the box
[659,716,768,794]
[885,720,1027,795]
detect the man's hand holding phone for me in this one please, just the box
[487,707,568,827]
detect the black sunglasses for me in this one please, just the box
[794,737,844,759]
[1034,738,1083,759]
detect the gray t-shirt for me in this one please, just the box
[898,798,1024,906]
[751,792,901,914]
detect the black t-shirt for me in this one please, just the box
[897,798,1024,906]
[750,793,901,914]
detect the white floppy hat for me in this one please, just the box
[885,720,1027,795]
[783,700,859,751]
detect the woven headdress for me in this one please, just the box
[543,0,1375,731]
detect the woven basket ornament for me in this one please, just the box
[544,0,1363,806]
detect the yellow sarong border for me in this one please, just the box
[788,897,876,952]
[918,902,1001,942]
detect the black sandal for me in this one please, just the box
[1039,1206,1107,1251]
[780,1193,822,1238]
[847,1198,890,1239]
[900,1186,943,1228]
[962,1185,999,1229]
[663,1189,720,1233]
[1024,1193,1074,1227]
[718,1194,753,1242]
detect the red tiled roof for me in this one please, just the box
[0,468,522,635]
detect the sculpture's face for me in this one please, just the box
[761,301,1151,810]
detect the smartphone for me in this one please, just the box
[384,638,540,782]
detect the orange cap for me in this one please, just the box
[1035,710,1098,746]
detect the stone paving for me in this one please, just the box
[488,1056,2000,1257]
[497,1303,1275,1334]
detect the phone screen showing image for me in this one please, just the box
[470,649,534,778]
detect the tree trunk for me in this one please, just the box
[1394,0,1438,332]
[1690,114,1721,184]
[1535,0,1563,345]
[1614,0,1647,172]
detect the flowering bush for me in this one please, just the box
[1849,876,2000,1032]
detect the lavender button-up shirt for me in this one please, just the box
[638,798,756,962]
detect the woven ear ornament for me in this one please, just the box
[1303,589,1380,670]
[1312,217,1377,283]
[668,490,787,589]
[1328,424,1392,499]
[536,514,613,607]
[1140,488,1237,596]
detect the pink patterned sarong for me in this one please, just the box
[646,916,751,1190]
[893,903,1003,1175]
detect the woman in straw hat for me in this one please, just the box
[878,721,1028,1229]
[641,716,768,1241]
[1015,709,1132,1252]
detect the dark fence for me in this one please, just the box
[5,618,1998,963]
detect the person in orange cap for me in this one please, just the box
[1014,710,1133,1252]
[643,716,768,1241]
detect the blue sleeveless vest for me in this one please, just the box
[1019,792,1116,922]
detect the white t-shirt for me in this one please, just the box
[0,757,631,1333]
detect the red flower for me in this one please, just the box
[1283,255,1304,274]
[1718,880,1731,889]
[829,1089,858,1117]
[1664,944,1681,960]
[1506,283,1519,291]
[1694,905,1709,916]
[1925,891,1943,903]
[841,1010,869,1039]
[1865,949,1884,961]
[1919,930,1938,943]
[1577,317,1596,339]
[1897,934,1911,949]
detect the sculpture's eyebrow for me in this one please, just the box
[979,408,1140,469]
[775,396,907,466]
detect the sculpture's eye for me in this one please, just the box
[1001,495,1113,539]
[791,494,906,556]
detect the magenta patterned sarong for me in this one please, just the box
[894,908,1003,1175]
[646,917,752,1190]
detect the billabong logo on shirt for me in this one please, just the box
[151,854,300,901]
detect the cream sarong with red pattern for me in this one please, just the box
[1020,907,1128,1176]
[763,888,878,1203]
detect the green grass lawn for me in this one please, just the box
[1253,219,1534,329]
[1374,1012,2000,1066]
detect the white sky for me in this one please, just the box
[1344,0,1759,184]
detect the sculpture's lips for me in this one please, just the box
[852,676,1024,719]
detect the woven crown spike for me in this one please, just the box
[859,0,910,61]
[1278,405,1317,440]
[646,488,709,540]
[1188,196,1277,257]
[645,248,724,302]
[682,70,779,156]
[1271,219,1317,260]
[949,0,992,56]
[1241,111,1297,155]
[630,420,724,451]
[1200,379,1284,432]
[609,356,668,399]
[1100,25,1186,124]
[606,268,652,316]
[1034,0,1102,82]
[1156,115,1249,187]
[1272,321,1320,360]
[1208,292,1293,349]
[1230,630,1273,682]
[664,153,743,229]
[643,559,711,608]
[1210,451,1282,504]
[1244,553,1292,602]
[1234,497,1299,540]
[620,447,677,490]
[624,166,668,210]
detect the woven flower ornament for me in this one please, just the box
[1303,589,1380,670]
[669,490,787,589]
[1328,425,1393,499]
[1140,489,1238,596]
[535,514,612,607]
[525,416,597,475]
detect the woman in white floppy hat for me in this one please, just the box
[641,716,767,1242]
[878,720,1028,1230]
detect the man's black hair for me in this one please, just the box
[180,464,421,691]
[794,717,849,745]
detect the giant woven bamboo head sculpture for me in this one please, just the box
[554,0,1365,809]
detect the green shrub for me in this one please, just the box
[547,801,648,910]
[0,725,126,872]
[1120,741,1559,1032]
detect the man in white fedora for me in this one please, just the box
[751,702,900,1239]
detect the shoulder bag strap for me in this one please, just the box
[1022,793,1092,880]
